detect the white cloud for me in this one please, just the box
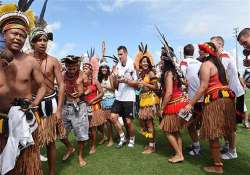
[47,42,57,54]
[144,0,250,39]
[152,50,161,63]
[56,43,76,58]
[45,21,62,33]
[96,0,137,12]
[47,42,77,59]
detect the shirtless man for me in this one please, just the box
[30,27,65,175]
[0,6,46,175]
[60,55,89,167]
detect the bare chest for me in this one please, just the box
[5,60,33,98]
[6,61,32,84]
[40,60,54,78]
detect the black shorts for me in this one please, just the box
[111,100,135,118]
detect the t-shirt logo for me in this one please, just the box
[124,69,133,80]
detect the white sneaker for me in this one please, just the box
[40,154,48,162]
[128,141,134,148]
[221,151,238,160]
[116,139,126,149]
[220,144,229,154]
[188,146,201,156]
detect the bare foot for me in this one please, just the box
[168,155,184,163]
[144,145,149,150]
[142,147,155,154]
[78,156,87,167]
[62,148,75,161]
[89,147,96,154]
[106,141,114,147]
[203,166,223,174]
[98,138,105,145]
[99,135,108,145]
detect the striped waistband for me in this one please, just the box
[206,86,229,95]
[167,96,187,104]
[33,91,57,101]
[43,91,57,100]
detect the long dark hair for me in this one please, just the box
[139,56,154,79]
[160,58,181,89]
[203,42,228,85]
[98,65,110,83]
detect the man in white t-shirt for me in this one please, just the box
[110,46,138,148]
[211,36,245,160]
[180,44,202,156]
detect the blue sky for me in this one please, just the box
[3,0,250,72]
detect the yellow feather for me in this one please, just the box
[24,10,36,30]
[205,95,210,104]
[0,3,17,15]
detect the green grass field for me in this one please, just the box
[42,94,250,175]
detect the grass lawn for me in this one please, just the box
[42,94,250,175]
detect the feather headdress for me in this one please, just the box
[156,26,187,92]
[0,0,36,33]
[134,42,154,71]
[103,55,119,64]
[99,41,110,67]
[29,0,53,43]
[62,55,80,64]
[84,48,99,79]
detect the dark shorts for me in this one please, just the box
[193,102,203,116]
[111,100,135,118]
[188,102,203,130]
[236,95,244,123]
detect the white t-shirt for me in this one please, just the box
[115,58,137,102]
[220,51,244,97]
[180,56,202,101]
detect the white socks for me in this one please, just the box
[149,142,155,147]
[120,133,125,141]
[193,142,200,147]
[129,136,135,144]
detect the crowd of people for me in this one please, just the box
[0,1,250,175]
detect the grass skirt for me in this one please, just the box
[139,106,156,120]
[8,130,43,175]
[201,98,236,140]
[38,114,66,146]
[89,109,106,128]
[102,110,112,120]
[160,114,182,133]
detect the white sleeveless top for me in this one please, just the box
[101,77,115,98]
